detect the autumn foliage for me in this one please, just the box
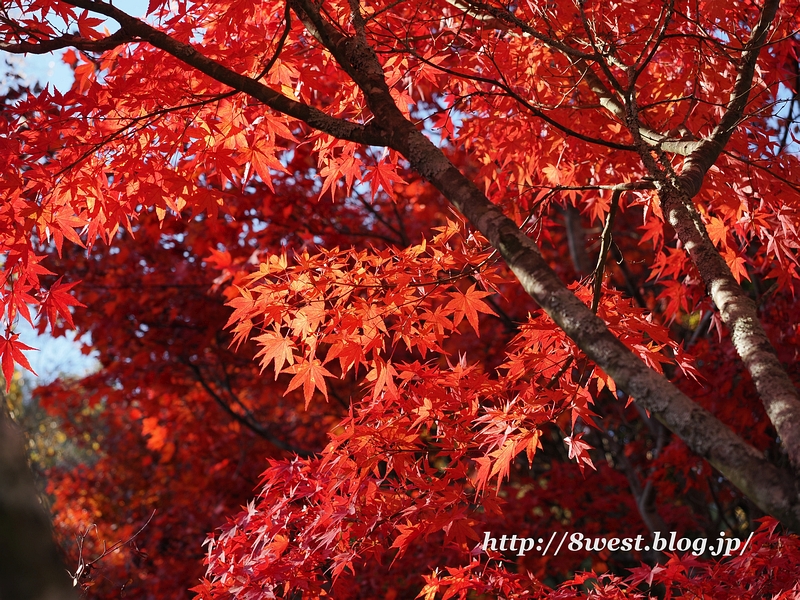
[2,0,800,597]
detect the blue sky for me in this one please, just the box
[20,0,148,91]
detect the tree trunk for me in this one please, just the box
[0,407,79,600]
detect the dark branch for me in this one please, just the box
[0,29,132,54]
[185,361,316,458]
[61,0,387,147]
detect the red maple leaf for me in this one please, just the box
[38,277,86,330]
[0,332,36,391]
[446,284,497,335]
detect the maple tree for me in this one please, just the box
[2,0,800,597]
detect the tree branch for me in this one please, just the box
[573,58,701,155]
[591,188,621,314]
[563,204,593,277]
[43,0,800,529]
[61,0,387,147]
[185,361,316,458]
[442,0,703,155]
[677,0,781,198]
[602,0,800,476]
[643,0,800,474]
[599,423,668,543]
[403,45,636,151]
[445,0,593,60]
[657,181,800,474]
[0,29,132,54]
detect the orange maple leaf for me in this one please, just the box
[253,331,296,379]
[284,358,334,407]
[446,284,497,335]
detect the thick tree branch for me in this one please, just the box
[641,0,800,474]
[607,0,800,475]
[61,0,387,147]
[399,131,800,528]
[657,182,800,474]
[0,28,131,54]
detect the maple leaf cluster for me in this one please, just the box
[2,0,800,598]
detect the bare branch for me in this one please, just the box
[630,0,676,87]
[563,205,592,277]
[399,47,636,151]
[573,58,701,155]
[591,188,621,314]
[444,0,593,60]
